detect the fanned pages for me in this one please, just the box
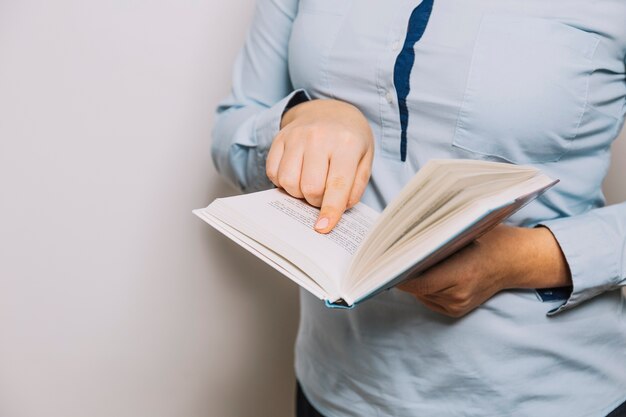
[194,159,558,308]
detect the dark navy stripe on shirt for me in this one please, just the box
[393,0,434,161]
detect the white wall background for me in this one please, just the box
[0,1,299,417]
[0,1,624,417]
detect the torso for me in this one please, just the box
[290,1,626,415]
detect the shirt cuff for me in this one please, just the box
[538,212,623,316]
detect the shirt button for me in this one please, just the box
[392,40,401,52]
[385,91,394,104]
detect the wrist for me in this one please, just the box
[505,226,572,290]
[280,96,313,129]
[280,98,366,129]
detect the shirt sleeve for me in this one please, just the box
[211,0,310,193]
[538,201,626,316]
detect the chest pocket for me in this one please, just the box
[452,14,600,164]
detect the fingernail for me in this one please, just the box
[315,217,329,230]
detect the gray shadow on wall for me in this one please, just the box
[198,178,300,417]
[604,126,626,205]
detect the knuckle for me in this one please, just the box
[301,183,324,199]
[347,190,364,208]
[458,296,474,309]
[327,175,348,190]
[320,204,344,217]
[450,300,472,317]
[304,197,323,208]
[336,133,359,147]
[450,292,466,304]
[459,289,472,303]
[300,125,321,139]
[278,175,299,191]
[358,168,372,184]
[304,130,321,143]
[281,131,303,147]
[347,194,363,208]
[266,167,277,182]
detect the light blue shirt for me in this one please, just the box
[212,0,626,415]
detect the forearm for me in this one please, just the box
[499,226,572,290]
[211,0,302,192]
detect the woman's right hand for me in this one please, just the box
[266,99,374,234]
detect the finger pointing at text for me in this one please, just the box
[267,99,374,234]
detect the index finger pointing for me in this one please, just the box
[314,153,359,233]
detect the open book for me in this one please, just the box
[194,159,557,308]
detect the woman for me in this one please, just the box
[212,0,626,415]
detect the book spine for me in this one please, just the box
[324,299,355,309]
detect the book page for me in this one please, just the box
[193,208,327,300]
[349,160,538,281]
[207,189,380,300]
[344,174,557,304]
[267,198,372,256]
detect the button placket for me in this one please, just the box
[385,91,394,104]
[376,3,414,161]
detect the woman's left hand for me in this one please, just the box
[397,225,572,318]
